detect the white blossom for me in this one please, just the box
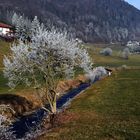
[3,20,93,114]
[122,48,130,59]
[86,67,107,82]
[100,48,113,56]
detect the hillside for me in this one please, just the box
[0,0,140,42]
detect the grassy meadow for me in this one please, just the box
[39,69,140,140]
[86,44,140,67]
[38,44,140,140]
[0,40,140,139]
[0,40,11,93]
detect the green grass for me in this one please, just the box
[86,44,140,67]
[0,40,11,68]
[0,40,11,93]
[0,40,140,140]
[0,71,10,93]
[39,69,140,140]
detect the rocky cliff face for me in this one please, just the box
[0,0,140,43]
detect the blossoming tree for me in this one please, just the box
[3,23,93,115]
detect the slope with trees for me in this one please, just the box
[0,0,140,42]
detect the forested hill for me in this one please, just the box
[0,0,140,43]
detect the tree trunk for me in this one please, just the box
[50,113,57,127]
[50,101,57,126]
[51,101,57,114]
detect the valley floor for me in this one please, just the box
[38,69,140,140]
[0,41,140,139]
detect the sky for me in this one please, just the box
[125,0,140,10]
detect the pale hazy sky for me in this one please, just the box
[126,0,140,10]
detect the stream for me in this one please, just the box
[12,78,100,138]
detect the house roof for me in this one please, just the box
[0,22,12,28]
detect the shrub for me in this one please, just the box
[121,65,128,70]
[85,67,107,83]
[127,41,140,53]
[100,48,112,56]
[122,48,130,59]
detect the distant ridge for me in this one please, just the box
[0,0,140,43]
